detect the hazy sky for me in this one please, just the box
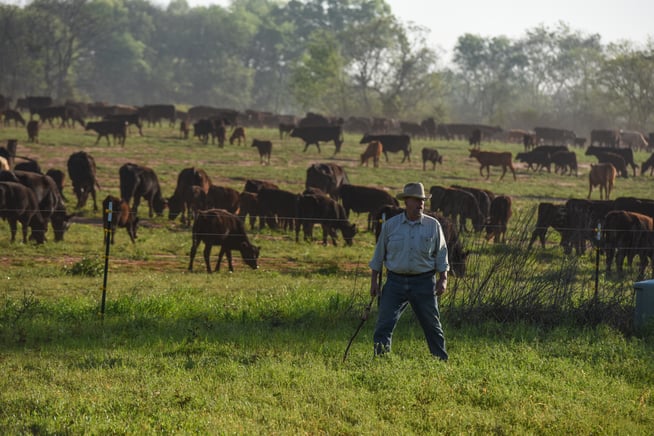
[167,0,653,62]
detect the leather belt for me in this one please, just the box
[389,269,435,278]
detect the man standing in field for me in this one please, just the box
[369,182,449,360]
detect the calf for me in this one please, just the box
[119,163,167,218]
[421,147,443,170]
[26,120,39,143]
[188,208,260,273]
[2,109,25,127]
[103,195,138,244]
[360,133,411,163]
[486,195,512,243]
[515,150,551,172]
[238,191,259,229]
[588,163,617,200]
[251,139,272,165]
[168,167,212,225]
[360,141,383,167]
[469,149,516,180]
[550,150,578,176]
[229,126,246,145]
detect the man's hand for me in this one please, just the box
[435,276,447,296]
[370,270,381,297]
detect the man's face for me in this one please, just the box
[404,197,425,218]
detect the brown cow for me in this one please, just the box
[251,139,272,165]
[102,195,138,244]
[469,149,516,180]
[360,141,383,167]
[168,167,212,225]
[588,163,617,200]
[602,210,653,279]
[188,208,260,273]
[486,195,512,243]
[229,126,246,145]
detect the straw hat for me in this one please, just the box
[396,182,431,200]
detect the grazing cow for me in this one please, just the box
[67,151,100,211]
[295,193,357,246]
[486,195,512,243]
[360,141,383,167]
[191,185,240,214]
[528,202,568,249]
[0,181,45,243]
[469,149,516,180]
[591,151,629,178]
[251,139,272,165]
[168,167,212,225]
[26,120,39,143]
[588,163,617,200]
[2,109,25,127]
[257,187,298,231]
[371,206,469,277]
[138,104,176,127]
[339,184,398,230]
[32,106,69,128]
[193,119,214,144]
[602,210,653,279]
[119,163,167,218]
[244,179,279,194]
[188,208,260,273]
[305,163,349,200]
[360,133,411,163]
[450,185,493,223]
[229,126,246,146]
[429,186,485,233]
[5,170,71,242]
[238,191,259,229]
[515,150,551,172]
[550,150,578,176]
[469,128,482,148]
[421,147,443,171]
[290,125,344,154]
[641,153,654,176]
[85,120,127,146]
[102,195,138,244]
[590,129,621,147]
[585,146,638,177]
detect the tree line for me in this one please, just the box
[1,0,653,135]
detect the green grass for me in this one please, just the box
[0,122,653,433]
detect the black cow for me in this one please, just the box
[244,179,279,194]
[103,113,143,136]
[295,193,357,246]
[103,195,138,244]
[238,191,259,229]
[139,104,176,127]
[305,163,349,200]
[0,181,45,243]
[486,195,512,243]
[45,168,67,202]
[429,186,485,233]
[528,202,568,249]
[67,151,100,211]
[515,150,551,172]
[2,109,25,127]
[534,127,576,145]
[26,120,39,143]
[360,133,411,163]
[290,125,344,154]
[590,129,621,147]
[422,147,443,170]
[5,170,71,242]
[188,208,260,273]
[585,146,638,177]
[591,151,629,178]
[85,120,127,146]
[564,198,616,255]
[339,184,398,230]
[119,163,167,218]
[257,187,298,231]
[191,185,240,215]
[550,150,578,176]
[469,128,482,148]
[251,139,272,165]
[642,153,654,176]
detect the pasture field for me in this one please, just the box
[0,122,653,434]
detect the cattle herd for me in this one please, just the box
[1,97,654,279]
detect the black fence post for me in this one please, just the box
[101,200,113,316]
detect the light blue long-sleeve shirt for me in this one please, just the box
[369,212,449,275]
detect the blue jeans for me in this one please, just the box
[373,271,448,360]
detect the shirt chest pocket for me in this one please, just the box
[419,229,435,254]
[388,234,405,252]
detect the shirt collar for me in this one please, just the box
[402,212,424,224]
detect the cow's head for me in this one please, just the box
[167,193,182,220]
[153,195,167,216]
[240,242,260,269]
[51,208,73,242]
[341,223,357,246]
